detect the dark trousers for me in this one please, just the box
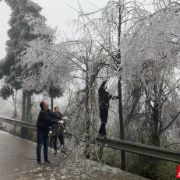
[52,135,64,150]
[98,108,108,136]
[36,130,49,163]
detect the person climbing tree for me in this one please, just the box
[98,81,119,139]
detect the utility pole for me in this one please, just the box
[49,83,54,147]
[51,82,54,112]
[118,0,125,170]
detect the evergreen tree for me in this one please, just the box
[0,85,13,100]
[17,14,67,111]
[1,0,44,90]
[0,0,45,138]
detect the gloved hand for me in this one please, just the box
[63,130,67,133]
[63,116,69,120]
[49,131,52,134]
[60,120,64,124]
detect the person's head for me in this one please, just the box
[40,101,49,110]
[101,81,107,90]
[103,85,107,90]
[54,106,60,113]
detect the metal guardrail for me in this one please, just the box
[0,117,36,131]
[0,116,179,164]
[96,138,180,164]
[0,116,72,138]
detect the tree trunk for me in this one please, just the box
[12,91,18,119]
[152,83,160,146]
[21,91,28,139]
[153,102,160,146]
[26,91,32,123]
[85,61,90,159]
[22,91,27,121]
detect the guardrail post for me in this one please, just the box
[13,124,17,134]
[21,127,29,139]
[99,145,104,161]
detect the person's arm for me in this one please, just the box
[59,112,69,121]
[107,92,119,100]
[58,113,64,120]
[109,94,119,100]
[51,111,65,120]
[40,111,60,124]
[108,92,112,99]
[112,94,119,99]
[51,124,56,128]
[98,87,106,100]
[51,111,63,120]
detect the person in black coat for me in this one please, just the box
[98,81,119,138]
[36,101,63,166]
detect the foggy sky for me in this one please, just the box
[0,0,109,60]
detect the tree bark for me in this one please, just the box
[12,91,18,119]
[21,91,28,139]
[21,91,26,121]
[26,91,32,123]
[152,83,160,146]
[85,60,90,159]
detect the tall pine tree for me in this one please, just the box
[0,0,45,137]
[1,0,44,88]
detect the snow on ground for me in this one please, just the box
[15,146,149,180]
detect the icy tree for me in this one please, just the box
[121,1,180,146]
[17,12,106,161]
[68,1,180,176]
[71,0,152,169]
[75,0,180,146]
[17,15,70,110]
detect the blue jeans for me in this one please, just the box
[36,130,49,163]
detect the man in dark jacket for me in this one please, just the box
[52,106,67,155]
[36,101,62,166]
[98,81,119,139]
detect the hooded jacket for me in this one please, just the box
[98,81,119,109]
[36,109,61,133]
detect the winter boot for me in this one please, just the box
[54,150,57,154]
[61,145,67,155]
